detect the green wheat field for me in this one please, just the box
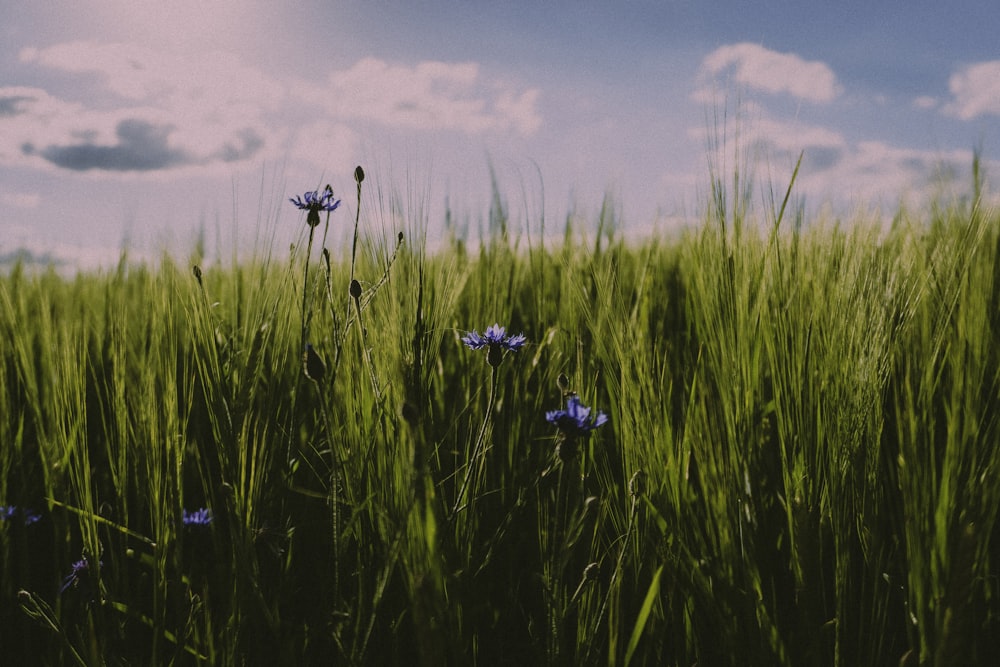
[2,156,999,666]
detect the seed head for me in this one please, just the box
[629,470,647,498]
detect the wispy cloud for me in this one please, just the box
[694,43,842,104]
[943,60,1000,120]
[318,57,542,135]
[19,42,287,108]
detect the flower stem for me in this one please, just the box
[450,364,499,518]
[300,223,317,350]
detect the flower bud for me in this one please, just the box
[303,343,326,382]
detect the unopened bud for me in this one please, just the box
[303,342,326,382]
[349,279,363,299]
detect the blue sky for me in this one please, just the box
[2,1,999,269]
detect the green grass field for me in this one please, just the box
[2,159,999,666]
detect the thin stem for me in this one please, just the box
[308,377,341,609]
[583,493,639,663]
[353,293,383,405]
[349,174,362,285]
[300,224,317,350]
[450,364,499,518]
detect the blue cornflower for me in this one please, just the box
[289,186,341,227]
[546,395,609,439]
[182,507,213,528]
[546,395,608,462]
[60,556,100,595]
[0,505,42,526]
[462,323,527,367]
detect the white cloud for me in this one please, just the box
[317,57,542,135]
[913,96,938,110]
[695,43,842,104]
[7,42,542,178]
[943,61,1000,120]
[1,191,40,208]
[19,42,287,110]
[754,117,845,154]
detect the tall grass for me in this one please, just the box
[2,159,999,665]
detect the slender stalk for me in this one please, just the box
[450,364,499,518]
[300,223,317,350]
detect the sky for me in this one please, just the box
[2,0,1000,270]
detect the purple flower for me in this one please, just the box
[546,395,608,462]
[546,395,609,439]
[0,505,42,526]
[183,507,213,528]
[289,186,341,227]
[60,557,100,595]
[462,323,527,367]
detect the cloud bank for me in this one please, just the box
[3,42,542,176]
